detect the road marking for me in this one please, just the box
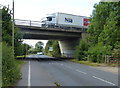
[28,60,31,86]
[76,69,87,74]
[92,76,115,86]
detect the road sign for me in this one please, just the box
[49,47,53,51]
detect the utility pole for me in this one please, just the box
[12,0,14,57]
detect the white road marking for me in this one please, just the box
[76,69,87,74]
[28,60,31,86]
[92,76,116,86]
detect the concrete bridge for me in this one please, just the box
[15,19,87,57]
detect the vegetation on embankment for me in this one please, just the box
[70,59,118,67]
[1,6,27,86]
[16,55,28,58]
[74,2,120,64]
[2,42,26,86]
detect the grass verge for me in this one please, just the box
[16,59,26,70]
[16,55,28,58]
[12,60,26,86]
[70,59,118,67]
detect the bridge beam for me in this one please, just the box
[59,38,80,57]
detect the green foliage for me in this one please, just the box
[88,43,112,63]
[2,7,12,46]
[45,40,61,57]
[1,6,24,86]
[19,43,31,55]
[14,27,23,56]
[2,6,23,56]
[87,2,117,45]
[75,40,89,61]
[45,40,53,55]
[76,2,120,63]
[2,42,21,86]
[52,41,61,57]
[112,41,120,57]
[35,41,44,52]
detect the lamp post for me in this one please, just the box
[12,0,14,57]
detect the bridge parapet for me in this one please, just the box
[15,19,87,32]
[15,19,42,27]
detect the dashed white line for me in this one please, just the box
[28,60,31,86]
[92,76,116,86]
[76,69,87,74]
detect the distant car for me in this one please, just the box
[37,52,44,55]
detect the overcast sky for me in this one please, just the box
[0,0,101,48]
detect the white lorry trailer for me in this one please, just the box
[41,12,89,29]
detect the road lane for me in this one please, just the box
[17,55,118,86]
[40,61,117,86]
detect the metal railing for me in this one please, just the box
[15,19,87,32]
[15,19,42,27]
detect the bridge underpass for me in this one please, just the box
[15,19,87,57]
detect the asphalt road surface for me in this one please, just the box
[16,55,118,87]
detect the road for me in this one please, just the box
[16,55,118,87]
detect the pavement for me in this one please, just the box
[16,55,119,87]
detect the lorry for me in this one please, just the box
[41,12,90,29]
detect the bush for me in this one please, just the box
[87,43,112,63]
[2,42,21,86]
[75,40,89,61]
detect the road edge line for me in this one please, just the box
[28,60,31,86]
[92,76,116,86]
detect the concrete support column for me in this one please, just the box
[59,38,80,57]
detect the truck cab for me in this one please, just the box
[41,13,56,27]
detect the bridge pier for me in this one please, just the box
[59,38,80,57]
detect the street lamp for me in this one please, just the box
[12,0,14,56]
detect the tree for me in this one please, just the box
[1,6,23,86]
[87,2,116,45]
[98,2,120,48]
[2,6,23,56]
[52,41,61,57]
[45,40,61,57]
[2,7,12,46]
[75,40,89,61]
[75,2,120,63]
[35,41,44,52]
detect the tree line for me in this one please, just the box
[75,2,120,63]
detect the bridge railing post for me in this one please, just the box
[30,20,31,27]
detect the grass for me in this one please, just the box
[54,82,61,87]
[12,60,26,86]
[16,55,28,58]
[70,59,101,66]
[70,59,118,67]
[16,59,26,69]
[107,63,118,67]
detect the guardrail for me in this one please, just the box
[15,19,42,27]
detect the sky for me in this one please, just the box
[0,0,101,48]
